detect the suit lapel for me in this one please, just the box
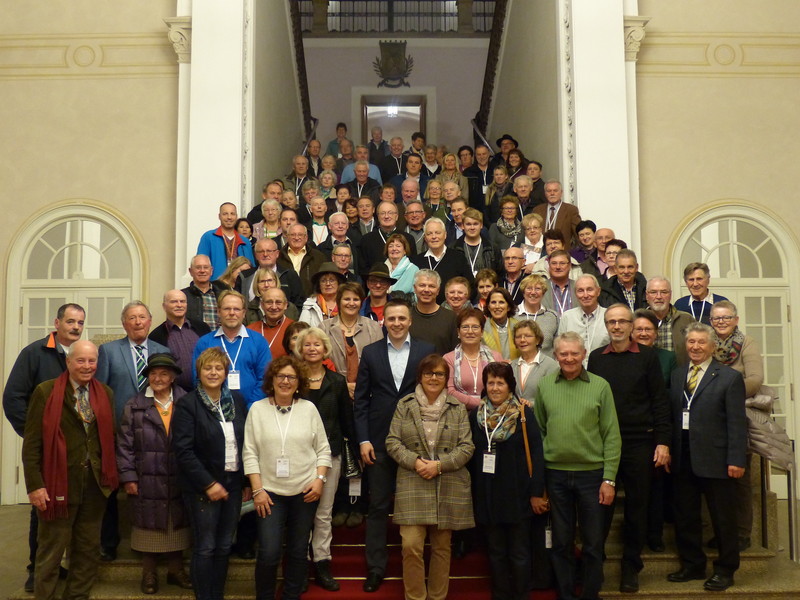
[400,340,422,391]
[692,361,720,401]
[117,340,138,390]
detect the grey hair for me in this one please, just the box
[423,217,446,234]
[554,331,585,353]
[414,268,441,287]
[121,301,151,321]
[683,321,715,338]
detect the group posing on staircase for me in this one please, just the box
[2,125,770,599]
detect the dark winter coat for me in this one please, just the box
[116,386,188,531]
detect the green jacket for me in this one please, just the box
[22,378,115,502]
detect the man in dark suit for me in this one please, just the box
[666,322,747,592]
[22,340,117,600]
[354,298,435,593]
[96,301,170,560]
[533,180,582,248]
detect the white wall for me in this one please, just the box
[303,39,488,151]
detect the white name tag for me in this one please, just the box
[221,421,236,467]
[482,452,496,474]
[349,478,362,497]
[227,370,241,390]
[276,457,290,478]
[682,410,690,430]
[482,185,488,195]
[545,525,553,549]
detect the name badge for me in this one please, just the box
[276,457,290,478]
[221,421,236,466]
[482,452,496,474]
[349,478,362,497]
[227,370,241,390]
[482,185,488,195]
[682,410,690,430]
[545,524,553,549]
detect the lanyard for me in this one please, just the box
[483,404,507,449]
[466,241,481,275]
[272,399,296,456]
[357,183,365,197]
[220,336,243,371]
[690,299,709,322]
[551,281,570,315]
[260,318,285,349]
[546,203,561,230]
[215,399,227,423]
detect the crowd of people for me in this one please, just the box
[2,124,768,600]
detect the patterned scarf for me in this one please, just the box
[476,394,521,443]
[714,327,745,365]
[453,344,496,393]
[198,385,236,422]
[495,217,522,240]
[415,384,448,458]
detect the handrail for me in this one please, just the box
[474,0,509,138]
[470,119,495,156]
[289,0,314,141]
[300,117,319,157]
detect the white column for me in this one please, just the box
[569,0,633,246]
[167,1,194,287]
[183,0,247,285]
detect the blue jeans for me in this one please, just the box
[546,468,606,600]
[255,492,318,600]
[184,472,242,600]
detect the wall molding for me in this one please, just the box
[639,33,800,77]
[623,15,650,62]
[0,33,176,79]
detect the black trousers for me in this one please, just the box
[603,438,652,573]
[364,451,397,575]
[673,440,740,577]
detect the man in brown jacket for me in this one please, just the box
[22,340,118,600]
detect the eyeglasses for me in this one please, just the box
[710,315,736,323]
[647,290,670,296]
[275,374,298,382]
[261,300,286,307]
[459,324,482,331]
[605,251,619,257]
[633,327,655,334]
[422,371,447,379]
[605,319,632,326]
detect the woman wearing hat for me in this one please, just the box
[116,353,192,594]
[299,262,346,328]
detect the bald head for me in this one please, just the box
[67,340,99,385]
[163,289,188,324]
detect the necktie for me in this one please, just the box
[686,364,700,395]
[134,345,147,391]
[75,385,95,424]
[549,206,556,229]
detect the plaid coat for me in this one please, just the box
[386,390,475,530]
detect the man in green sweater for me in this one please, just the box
[534,331,621,600]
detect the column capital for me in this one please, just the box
[623,15,650,62]
[165,16,192,64]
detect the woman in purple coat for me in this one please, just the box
[117,353,193,594]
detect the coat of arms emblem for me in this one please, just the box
[373,41,413,88]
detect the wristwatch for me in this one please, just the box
[603,479,616,487]
[317,474,328,484]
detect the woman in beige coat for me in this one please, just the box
[386,354,475,600]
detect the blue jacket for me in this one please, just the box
[192,327,271,407]
[196,227,256,281]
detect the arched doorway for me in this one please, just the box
[2,201,145,503]
[670,202,799,493]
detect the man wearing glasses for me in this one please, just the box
[588,304,670,593]
[192,290,272,408]
[276,224,327,297]
[645,276,695,365]
[238,238,304,310]
[354,298,435,593]
[498,246,527,305]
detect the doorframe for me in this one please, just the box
[665,199,800,494]
[1,200,146,504]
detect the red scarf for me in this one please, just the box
[41,372,118,520]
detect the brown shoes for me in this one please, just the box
[167,570,193,589]
[141,571,158,594]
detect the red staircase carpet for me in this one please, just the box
[300,519,558,600]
